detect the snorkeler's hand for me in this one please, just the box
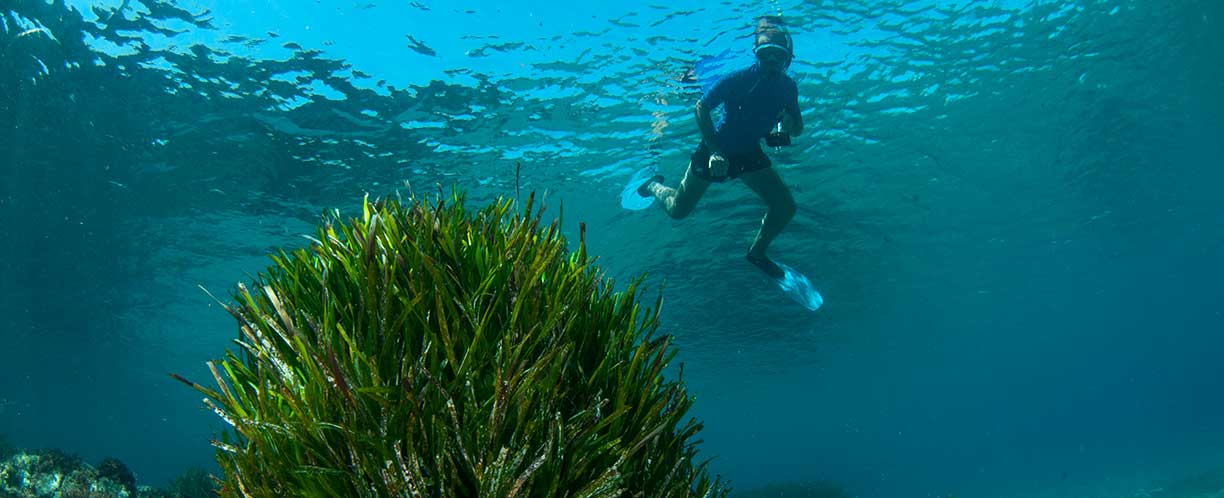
[708,154,729,179]
[778,111,797,135]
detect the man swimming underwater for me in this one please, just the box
[630,20,803,280]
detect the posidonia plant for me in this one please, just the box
[173,190,728,498]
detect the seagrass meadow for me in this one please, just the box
[171,191,728,498]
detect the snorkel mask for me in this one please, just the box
[753,30,794,70]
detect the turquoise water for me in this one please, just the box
[2,0,1223,496]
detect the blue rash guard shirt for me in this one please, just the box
[699,63,801,156]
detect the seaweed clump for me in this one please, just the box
[175,191,727,498]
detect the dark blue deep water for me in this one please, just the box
[2,1,1223,496]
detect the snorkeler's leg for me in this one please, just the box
[647,161,711,220]
[740,167,796,278]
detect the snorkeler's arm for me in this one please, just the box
[697,72,735,155]
[785,80,804,136]
[787,109,804,137]
[695,100,722,155]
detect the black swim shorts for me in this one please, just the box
[690,141,772,182]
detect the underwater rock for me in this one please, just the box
[0,451,137,498]
[0,445,215,498]
[97,457,137,495]
[161,467,218,498]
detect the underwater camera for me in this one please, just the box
[765,122,791,147]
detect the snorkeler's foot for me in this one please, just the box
[746,252,785,279]
[636,174,664,197]
[621,166,662,210]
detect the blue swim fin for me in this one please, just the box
[775,262,823,311]
[620,165,660,211]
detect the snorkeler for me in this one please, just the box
[626,20,803,281]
